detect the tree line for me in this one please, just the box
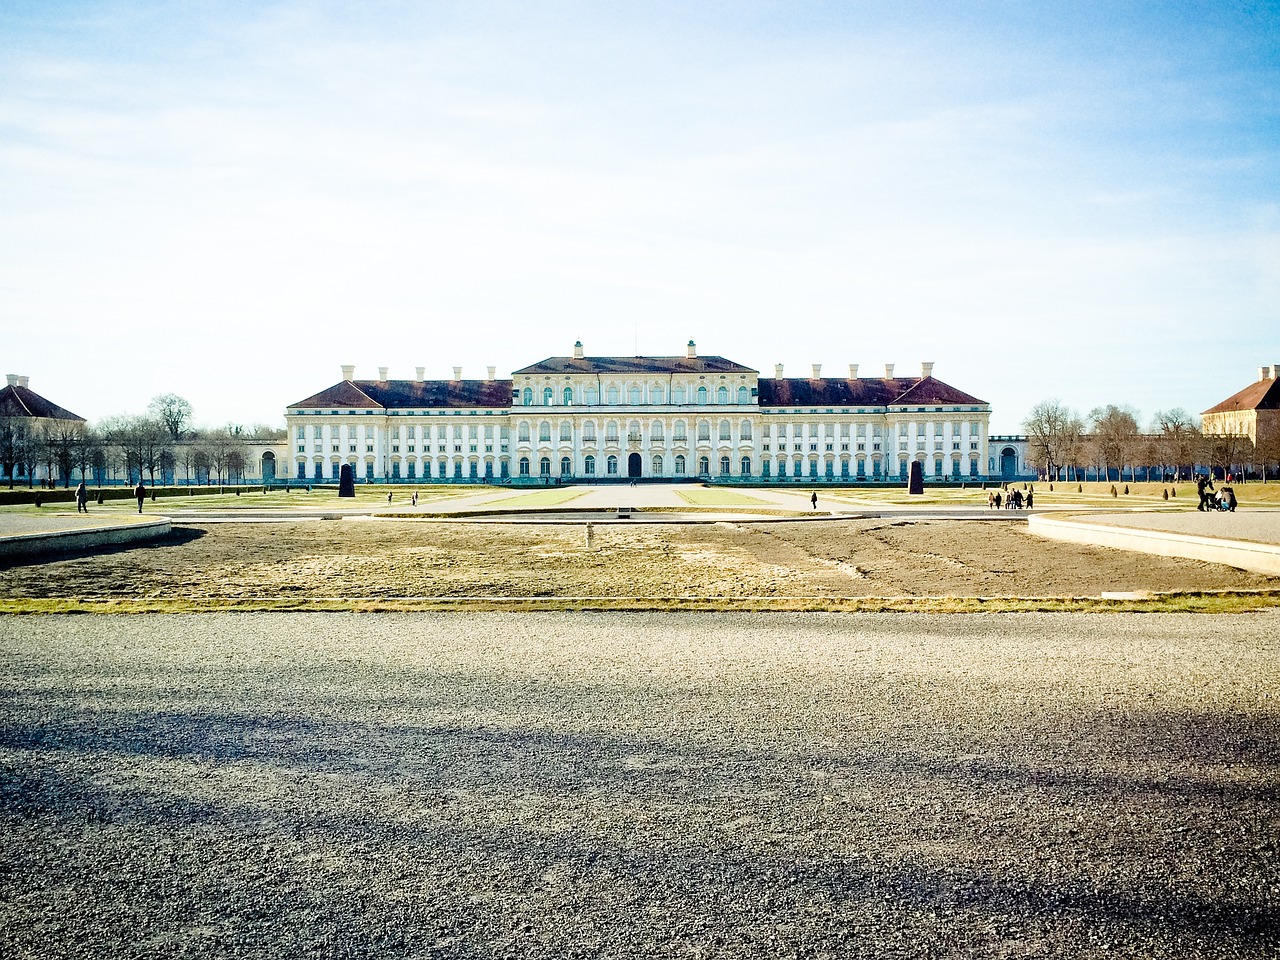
[0,393,285,488]
[1022,401,1279,482]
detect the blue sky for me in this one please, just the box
[1,1,1276,432]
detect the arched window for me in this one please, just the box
[740,420,752,440]
[777,458,787,477]
[584,455,596,475]
[522,387,533,406]
[737,386,749,404]
[719,419,731,441]
[716,386,728,404]
[627,421,641,442]
[582,422,596,442]
[560,456,572,476]
[673,421,687,441]
[606,421,619,442]
[672,386,686,404]
[675,454,686,475]
[453,461,463,478]
[741,456,751,475]
[652,386,664,404]
[585,386,598,405]
[559,421,572,442]
[539,421,551,442]
[629,386,642,405]
[697,420,710,441]
[469,462,479,479]
[606,455,618,475]
[539,456,551,476]
[720,456,731,475]
[563,387,573,405]
[518,422,530,442]
[652,455,663,475]
[543,387,553,406]
[696,386,708,405]
[650,421,664,440]
[606,386,619,405]
[698,456,710,475]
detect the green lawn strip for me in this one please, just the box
[676,489,770,506]
[5,590,1278,615]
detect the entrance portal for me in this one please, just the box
[627,452,642,478]
[1000,447,1019,480]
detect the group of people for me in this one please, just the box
[1196,475,1237,512]
[988,488,1032,510]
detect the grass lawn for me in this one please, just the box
[676,488,769,506]
[483,488,588,507]
[0,485,494,515]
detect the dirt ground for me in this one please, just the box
[2,518,1275,600]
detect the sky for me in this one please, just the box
[1,1,1276,434]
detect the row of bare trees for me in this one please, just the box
[1023,400,1278,482]
[2,393,284,488]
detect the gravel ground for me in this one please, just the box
[1,519,1276,600]
[1,612,1277,958]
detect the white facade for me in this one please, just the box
[285,344,993,483]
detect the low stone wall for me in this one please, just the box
[0,519,173,561]
[1028,515,1280,577]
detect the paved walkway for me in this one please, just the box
[1029,509,1280,576]
[1063,509,1280,546]
[0,512,171,561]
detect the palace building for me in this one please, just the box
[285,341,992,483]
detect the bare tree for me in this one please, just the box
[1152,408,1200,481]
[45,421,84,487]
[1022,399,1081,481]
[1089,405,1142,482]
[148,394,193,441]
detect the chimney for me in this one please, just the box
[341,364,355,381]
[848,364,859,379]
[921,361,934,378]
[884,363,894,379]
[452,366,462,381]
[774,363,784,379]
[1261,365,1277,382]
[5,374,17,387]
[573,340,584,359]
[378,366,388,382]
[415,366,425,382]
[687,340,697,359]
[486,366,496,381]
[16,376,28,389]
[811,363,822,379]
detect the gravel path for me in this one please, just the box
[2,612,1277,958]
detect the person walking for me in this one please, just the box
[75,481,89,513]
[810,491,818,510]
[134,481,146,513]
[1025,490,1034,509]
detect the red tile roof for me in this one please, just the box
[1203,377,1280,415]
[291,380,513,410]
[0,384,84,421]
[758,376,985,407]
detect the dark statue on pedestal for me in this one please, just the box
[338,463,356,498]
